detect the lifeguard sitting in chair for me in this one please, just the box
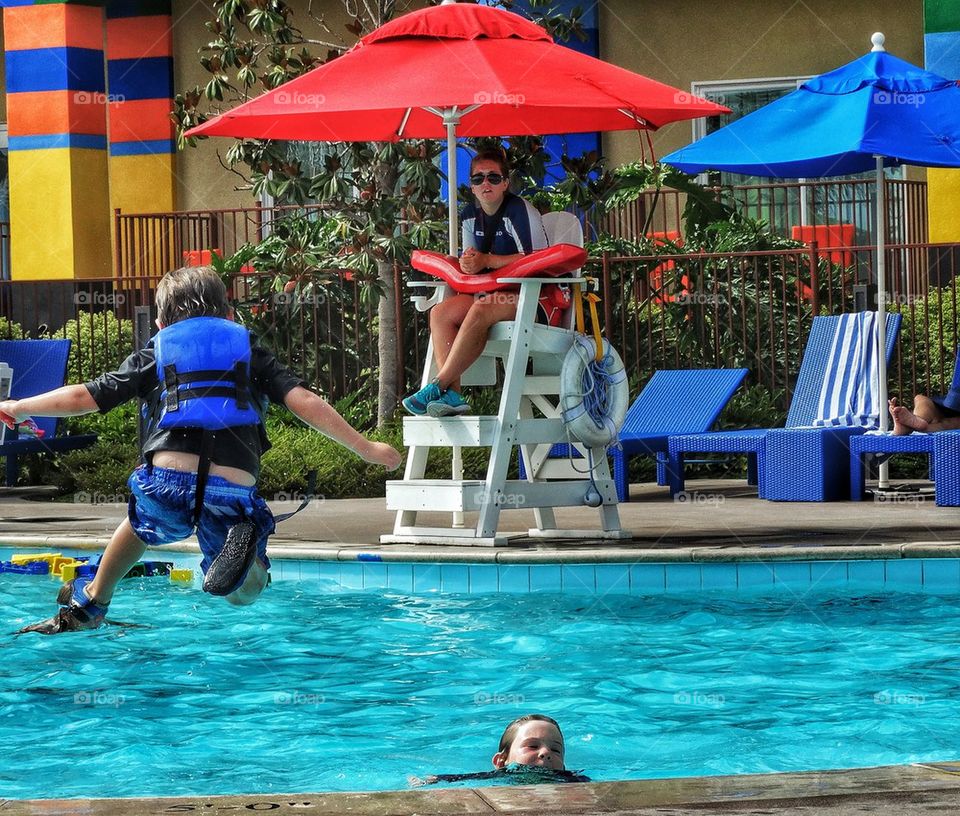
[402,147,583,418]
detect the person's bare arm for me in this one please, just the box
[283,386,402,469]
[0,385,99,427]
[460,248,524,274]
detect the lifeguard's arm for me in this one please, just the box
[0,385,98,426]
[283,386,402,469]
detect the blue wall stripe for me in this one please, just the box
[9,133,108,151]
[106,57,173,100]
[5,48,105,94]
[109,139,175,156]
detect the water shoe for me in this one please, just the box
[203,520,258,596]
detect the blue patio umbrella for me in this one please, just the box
[662,33,960,441]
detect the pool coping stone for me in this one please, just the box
[4,761,960,815]
[4,533,960,563]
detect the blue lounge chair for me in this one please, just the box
[0,339,98,487]
[667,312,901,502]
[611,368,748,501]
[518,369,748,501]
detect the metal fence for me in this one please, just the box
[589,178,928,247]
[3,240,960,414]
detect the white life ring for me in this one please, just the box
[560,335,629,448]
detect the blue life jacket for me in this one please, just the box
[153,317,261,431]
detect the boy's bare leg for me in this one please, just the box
[86,518,147,605]
[226,557,268,606]
[912,394,943,424]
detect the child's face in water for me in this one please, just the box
[492,720,565,770]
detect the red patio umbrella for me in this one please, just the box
[187,1,727,253]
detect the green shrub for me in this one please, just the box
[54,311,135,384]
[0,316,25,339]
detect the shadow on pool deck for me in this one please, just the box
[1,479,957,561]
[4,762,960,815]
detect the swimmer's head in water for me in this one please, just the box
[492,714,565,771]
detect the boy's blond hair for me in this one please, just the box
[156,266,229,326]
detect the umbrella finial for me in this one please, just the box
[871,32,886,52]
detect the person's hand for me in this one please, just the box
[362,441,404,471]
[0,400,26,429]
[460,248,487,275]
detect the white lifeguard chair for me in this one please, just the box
[382,212,630,546]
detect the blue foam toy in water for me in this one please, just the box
[0,561,50,575]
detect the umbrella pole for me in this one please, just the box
[876,154,890,489]
[445,111,465,528]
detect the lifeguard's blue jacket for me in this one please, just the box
[84,318,305,478]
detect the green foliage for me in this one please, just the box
[891,286,960,397]
[605,161,738,239]
[53,312,135,384]
[0,316,25,340]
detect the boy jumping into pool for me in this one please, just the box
[410,714,589,785]
[0,266,402,633]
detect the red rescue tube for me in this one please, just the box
[411,243,587,294]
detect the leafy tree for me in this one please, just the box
[173,0,590,425]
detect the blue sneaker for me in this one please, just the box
[427,388,471,417]
[402,381,442,415]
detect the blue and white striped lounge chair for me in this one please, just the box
[667,312,901,502]
[0,339,98,487]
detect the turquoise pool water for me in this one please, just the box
[3,550,960,800]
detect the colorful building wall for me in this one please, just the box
[0,0,175,280]
[925,1,960,243]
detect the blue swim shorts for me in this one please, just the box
[127,465,275,574]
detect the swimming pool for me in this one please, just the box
[3,548,960,800]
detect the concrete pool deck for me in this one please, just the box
[2,478,957,562]
[4,477,960,814]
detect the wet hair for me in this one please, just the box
[155,266,229,326]
[498,714,563,754]
[470,146,510,178]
